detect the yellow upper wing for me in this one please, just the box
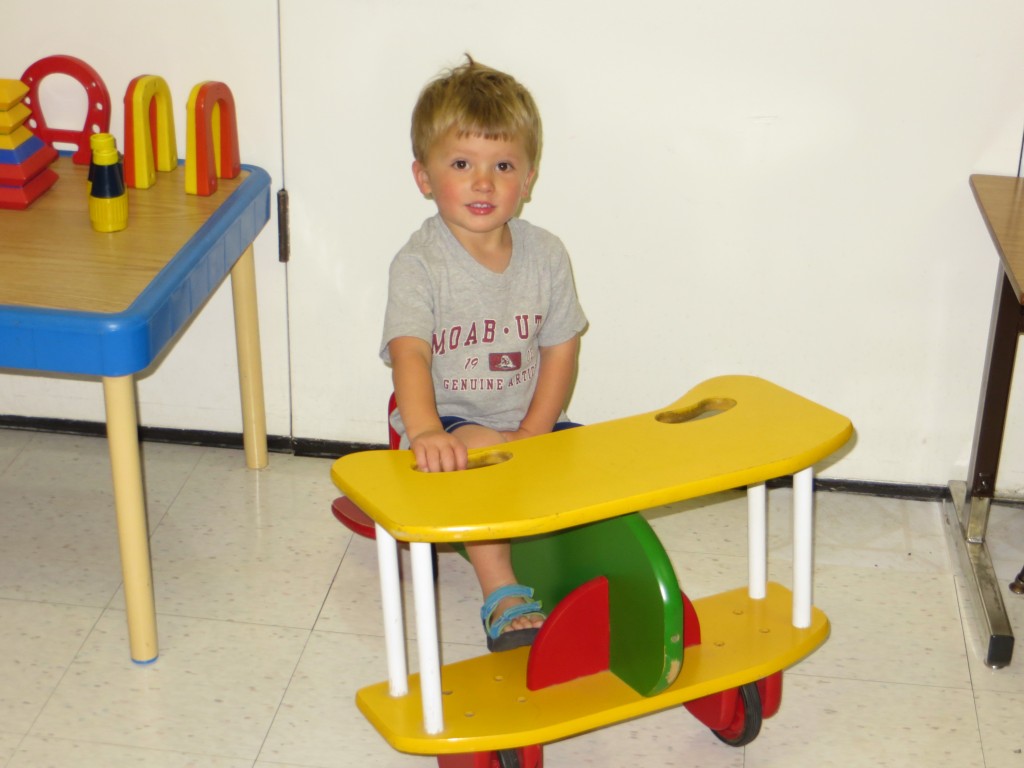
[331,375,853,543]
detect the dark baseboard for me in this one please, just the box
[0,413,983,504]
[291,435,386,458]
[0,414,384,459]
[768,475,950,502]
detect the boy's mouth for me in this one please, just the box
[467,202,496,214]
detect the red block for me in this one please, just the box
[0,141,58,185]
[0,166,58,210]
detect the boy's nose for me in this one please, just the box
[472,170,494,191]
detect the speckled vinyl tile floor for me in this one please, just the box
[0,427,1022,767]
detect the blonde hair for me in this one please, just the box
[411,56,541,167]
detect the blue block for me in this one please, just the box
[0,134,45,165]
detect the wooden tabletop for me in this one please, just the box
[0,156,270,376]
[0,156,245,313]
[970,175,1024,303]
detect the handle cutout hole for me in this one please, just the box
[656,398,736,424]
[412,449,512,472]
[467,450,512,469]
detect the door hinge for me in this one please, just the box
[277,188,290,263]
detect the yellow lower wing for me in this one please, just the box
[356,583,828,754]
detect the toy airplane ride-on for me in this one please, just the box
[330,375,853,767]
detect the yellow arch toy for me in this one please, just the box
[123,75,177,190]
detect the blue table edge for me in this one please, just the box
[0,164,272,377]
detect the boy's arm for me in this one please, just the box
[388,336,468,472]
[502,334,579,442]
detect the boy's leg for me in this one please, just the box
[465,540,544,631]
[452,425,544,633]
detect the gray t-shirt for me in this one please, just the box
[381,215,587,439]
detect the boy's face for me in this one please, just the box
[413,130,535,248]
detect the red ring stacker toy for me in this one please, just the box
[330,375,853,767]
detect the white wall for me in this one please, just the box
[281,0,1024,489]
[4,1,1024,493]
[0,0,290,435]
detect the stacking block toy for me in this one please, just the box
[0,99,30,132]
[185,81,240,196]
[20,55,110,165]
[124,75,177,189]
[89,133,128,232]
[0,78,58,210]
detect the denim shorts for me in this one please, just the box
[439,416,581,434]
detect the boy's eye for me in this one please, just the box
[496,162,513,172]
[452,160,468,170]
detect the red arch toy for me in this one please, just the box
[185,81,240,196]
[20,55,110,165]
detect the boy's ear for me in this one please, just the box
[412,160,433,199]
[519,167,537,202]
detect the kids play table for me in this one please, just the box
[0,156,271,663]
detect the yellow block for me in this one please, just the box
[0,103,30,134]
[332,375,854,543]
[0,125,32,150]
[0,79,28,111]
[356,583,829,754]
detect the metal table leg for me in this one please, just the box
[945,269,1020,668]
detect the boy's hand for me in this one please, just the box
[409,429,468,473]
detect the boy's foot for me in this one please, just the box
[481,584,545,652]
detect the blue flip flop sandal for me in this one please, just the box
[481,584,544,652]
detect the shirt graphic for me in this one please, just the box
[490,352,521,371]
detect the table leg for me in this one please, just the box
[230,244,268,469]
[965,270,1022,506]
[944,268,1020,668]
[102,375,158,663]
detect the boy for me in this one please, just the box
[381,56,587,651]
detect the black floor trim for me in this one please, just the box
[0,414,383,458]
[0,414,984,504]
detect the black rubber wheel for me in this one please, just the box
[712,682,763,747]
[497,749,521,768]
